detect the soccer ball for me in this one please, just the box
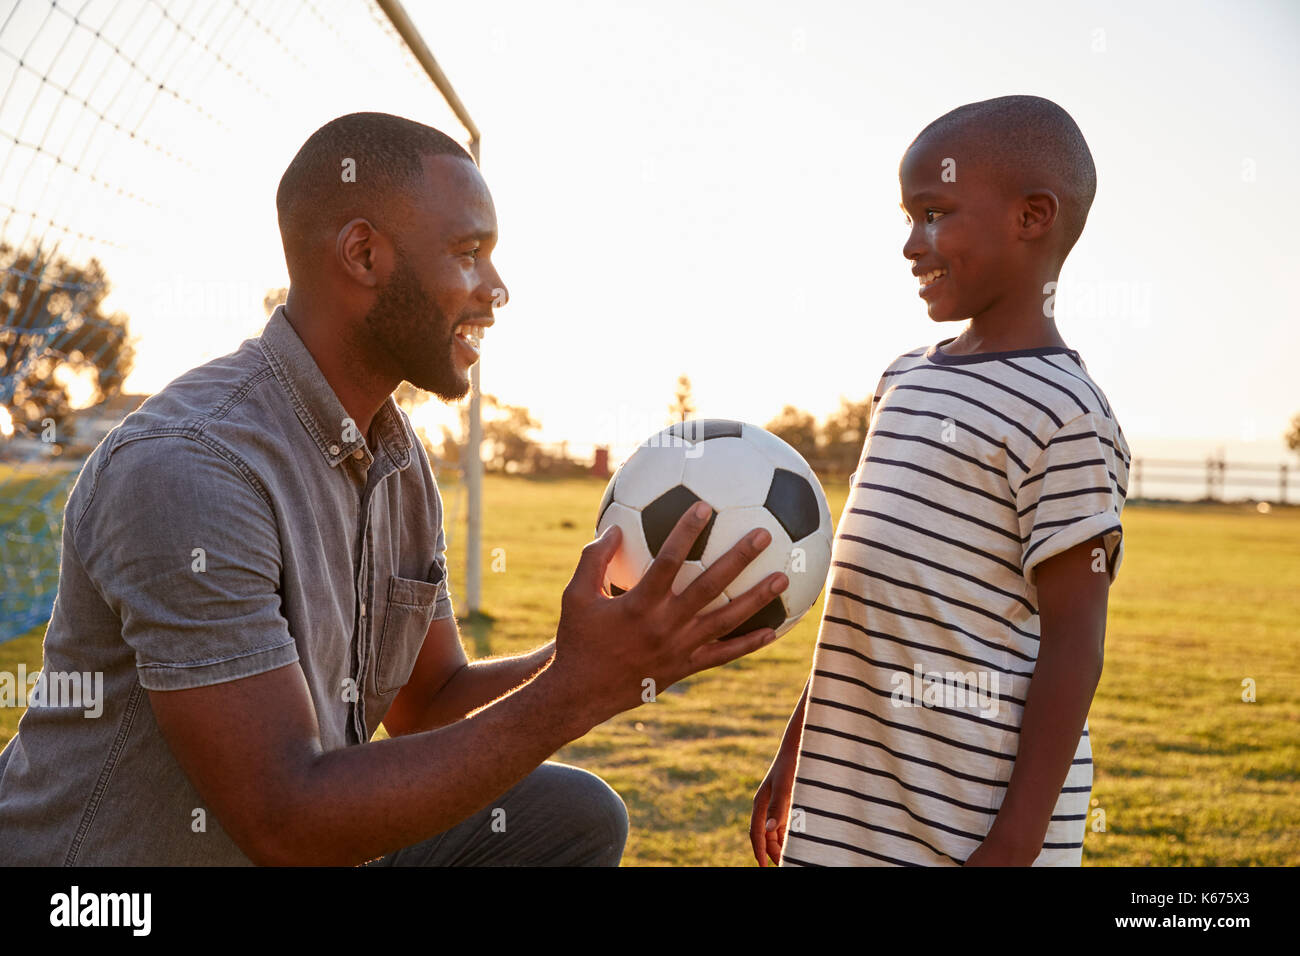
[595,419,834,640]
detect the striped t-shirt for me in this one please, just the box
[780,338,1129,867]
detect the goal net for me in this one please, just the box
[0,0,475,642]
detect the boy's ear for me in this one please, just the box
[1018,189,1059,240]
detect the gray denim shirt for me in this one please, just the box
[0,305,454,864]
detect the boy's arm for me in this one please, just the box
[964,534,1109,866]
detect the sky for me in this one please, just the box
[3,0,1298,470]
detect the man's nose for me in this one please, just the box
[484,268,508,309]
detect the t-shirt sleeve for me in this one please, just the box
[1015,411,1127,587]
[72,436,299,691]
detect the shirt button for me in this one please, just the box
[353,449,364,459]
[329,444,340,455]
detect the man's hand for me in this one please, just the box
[549,502,789,733]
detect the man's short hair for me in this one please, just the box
[910,95,1097,258]
[276,111,472,279]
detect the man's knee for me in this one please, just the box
[536,762,628,866]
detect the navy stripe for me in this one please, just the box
[833,560,1042,643]
[1040,354,1111,418]
[1018,457,1115,491]
[847,508,1022,575]
[869,429,1007,480]
[1022,521,1122,566]
[1017,485,1115,519]
[866,455,1016,510]
[1003,357,1092,415]
[782,834,921,867]
[892,383,1047,450]
[802,722,1009,787]
[816,667,1022,734]
[810,693,1019,759]
[797,779,986,847]
[856,481,1024,543]
[916,363,1065,427]
[828,587,1039,662]
[800,750,999,813]
[876,405,1031,474]
[820,635,1032,693]
[841,534,1035,613]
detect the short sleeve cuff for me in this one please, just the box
[136,639,300,692]
[1022,513,1123,588]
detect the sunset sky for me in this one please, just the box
[4,0,1297,468]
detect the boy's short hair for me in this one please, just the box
[909,95,1097,259]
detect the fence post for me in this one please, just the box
[1282,463,1289,505]
[1134,457,1143,500]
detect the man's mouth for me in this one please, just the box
[453,320,491,357]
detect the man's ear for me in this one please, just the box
[336,217,384,289]
[1018,189,1059,240]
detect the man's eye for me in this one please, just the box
[462,248,479,260]
[925,209,944,223]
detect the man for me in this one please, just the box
[0,112,788,865]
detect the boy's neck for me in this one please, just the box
[940,282,1069,356]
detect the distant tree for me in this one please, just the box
[1,241,135,439]
[821,395,873,472]
[766,404,819,463]
[481,394,543,472]
[1286,412,1300,456]
[669,374,695,424]
[263,287,288,316]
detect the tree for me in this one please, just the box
[1,241,135,439]
[766,405,819,464]
[821,395,873,472]
[1286,413,1300,457]
[263,287,288,316]
[669,374,695,424]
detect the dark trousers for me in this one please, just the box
[365,761,629,866]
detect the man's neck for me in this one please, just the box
[282,294,395,445]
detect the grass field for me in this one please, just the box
[2,472,1297,865]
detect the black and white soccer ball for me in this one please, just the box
[595,419,834,640]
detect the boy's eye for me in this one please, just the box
[925,209,945,223]
[462,247,479,260]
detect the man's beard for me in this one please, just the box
[362,250,470,403]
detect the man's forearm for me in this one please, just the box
[394,641,557,735]
[264,662,592,866]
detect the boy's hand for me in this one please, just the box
[750,681,809,866]
[962,830,1039,866]
[750,751,798,866]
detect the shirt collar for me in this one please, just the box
[259,304,413,471]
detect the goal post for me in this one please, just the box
[373,0,484,620]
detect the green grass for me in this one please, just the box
[3,471,1297,866]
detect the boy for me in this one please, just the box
[751,95,1129,866]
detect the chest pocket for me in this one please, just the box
[375,568,445,695]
